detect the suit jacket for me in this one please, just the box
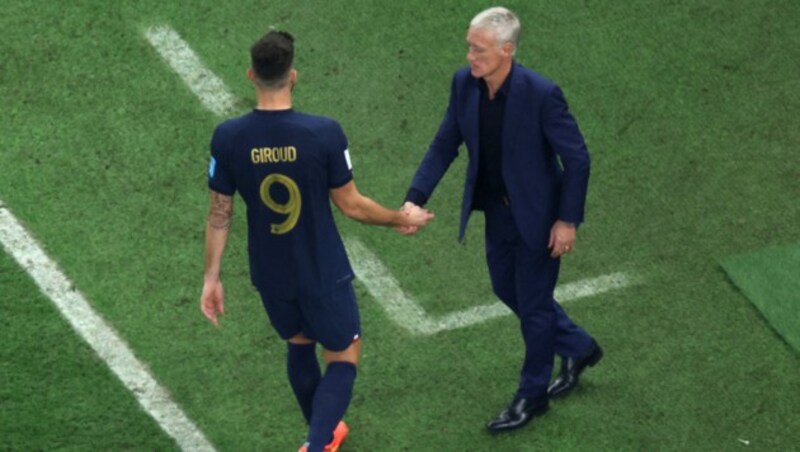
[409,62,591,250]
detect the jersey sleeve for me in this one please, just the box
[326,121,354,189]
[208,125,237,195]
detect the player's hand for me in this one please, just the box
[200,279,225,326]
[395,202,421,235]
[549,220,576,258]
[395,202,434,234]
[405,204,435,226]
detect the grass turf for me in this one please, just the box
[1,0,800,449]
[722,244,800,354]
[0,250,176,450]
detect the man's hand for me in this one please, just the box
[200,279,225,326]
[548,220,576,258]
[395,201,425,235]
[405,203,435,226]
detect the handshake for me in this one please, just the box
[395,201,433,235]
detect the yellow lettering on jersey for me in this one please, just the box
[251,146,297,164]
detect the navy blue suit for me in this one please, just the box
[409,62,595,398]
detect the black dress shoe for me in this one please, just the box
[547,341,603,399]
[486,397,549,432]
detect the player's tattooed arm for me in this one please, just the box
[208,191,233,230]
[203,190,231,326]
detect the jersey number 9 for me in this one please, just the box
[259,174,301,234]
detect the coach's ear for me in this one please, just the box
[501,41,514,57]
[247,67,256,81]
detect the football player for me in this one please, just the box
[201,30,433,451]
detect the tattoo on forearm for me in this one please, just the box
[208,192,233,230]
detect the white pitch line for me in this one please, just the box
[343,238,437,336]
[345,237,639,336]
[0,204,215,452]
[145,25,237,117]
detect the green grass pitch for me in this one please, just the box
[723,245,800,354]
[2,0,799,450]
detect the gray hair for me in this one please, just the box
[470,7,521,55]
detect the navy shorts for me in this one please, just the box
[257,282,361,352]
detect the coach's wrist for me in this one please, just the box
[559,219,578,229]
[404,188,428,207]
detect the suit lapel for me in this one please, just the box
[464,77,480,160]
[502,63,523,162]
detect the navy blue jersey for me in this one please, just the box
[208,109,354,299]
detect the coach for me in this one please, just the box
[401,7,603,432]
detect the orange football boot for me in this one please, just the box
[298,421,349,452]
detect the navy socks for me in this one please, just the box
[287,343,357,451]
[287,342,321,423]
[306,361,357,451]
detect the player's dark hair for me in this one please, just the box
[250,30,294,88]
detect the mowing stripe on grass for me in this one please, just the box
[345,237,640,335]
[0,204,216,452]
[144,25,237,117]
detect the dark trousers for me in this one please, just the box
[483,200,593,399]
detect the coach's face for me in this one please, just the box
[466,26,512,79]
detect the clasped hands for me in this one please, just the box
[395,201,432,235]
